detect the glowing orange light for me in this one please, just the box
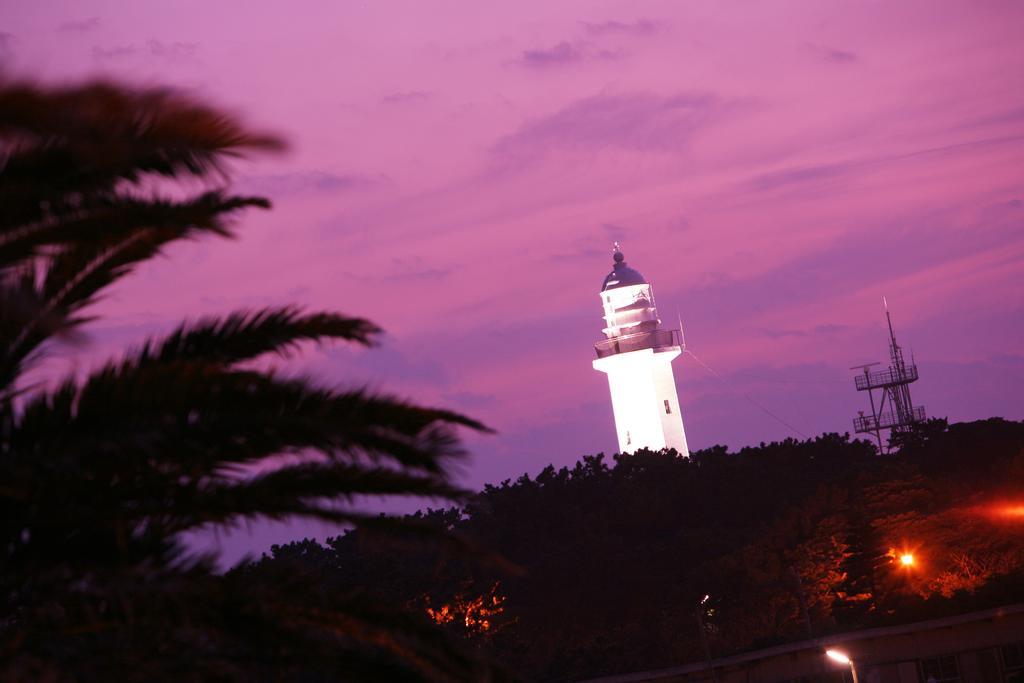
[997,505,1024,518]
[972,500,1024,521]
[900,553,915,566]
[424,582,507,635]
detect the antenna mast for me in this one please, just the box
[850,300,926,454]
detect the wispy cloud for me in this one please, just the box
[147,39,198,61]
[804,42,858,64]
[92,44,137,60]
[758,324,850,339]
[814,323,851,335]
[548,223,630,263]
[977,197,1024,232]
[91,39,198,61]
[957,106,1024,131]
[239,171,384,196]
[580,19,662,37]
[745,162,854,192]
[58,17,100,33]
[385,256,455,282]
[489,92,726,171]
[319,341,451,388]
[381,90,433,105]
[515,19,660,69]
[516,41,622,69]
[745,133,1024,195]
[549,247,606,263]
[601,222,629,243]
[340,256,455,284]
[519,41,584,67]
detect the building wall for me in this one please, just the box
[651,351,688,456]
[581,606,1024,683]
[593,348,686,454]
[594,349,666,453]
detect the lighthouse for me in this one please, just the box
[592,245,689,456]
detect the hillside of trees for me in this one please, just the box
[248,418,1024,682]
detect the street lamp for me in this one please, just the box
[826,649,860,683]
[695,594,718,683]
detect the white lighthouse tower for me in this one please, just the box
[592,245,689,456]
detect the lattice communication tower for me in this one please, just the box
[850,303,926,453]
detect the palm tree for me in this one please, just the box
[0,80,495,681]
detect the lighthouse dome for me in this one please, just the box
[601,250,648,291]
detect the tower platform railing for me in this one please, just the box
[854,364,919,390]
[594,329,681,359]
[853,406,926,433]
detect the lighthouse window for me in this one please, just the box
[664,400,672,414]
[626,431,631,445]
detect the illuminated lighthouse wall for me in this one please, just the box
[592,247,689,456]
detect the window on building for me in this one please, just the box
[1002,642,1024,683]
[919,656,960,683]
[626,430,631,445]
[664,399,672,414]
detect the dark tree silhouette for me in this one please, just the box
[0,80,495,681]
[258,422,1024,682]
[889,417,950,453]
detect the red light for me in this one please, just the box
[975,502,1024,521]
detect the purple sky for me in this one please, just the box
[6,0,1024,561]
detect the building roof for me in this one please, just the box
[577,603,1024,683]
[602,250,648,291]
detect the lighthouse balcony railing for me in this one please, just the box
[854,364,919,390]
[594,329,681,359]
[853,406,926,433]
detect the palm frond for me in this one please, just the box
[0,191,267,268]
[0,192,269,388]
[1,78,498,681]
[13,365,485,479]
[158,463,470,533]
[0,79,283,177]
[133,307,380,367]
[0,80,283,239]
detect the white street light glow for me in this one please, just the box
[826,650,852,665]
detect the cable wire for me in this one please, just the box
[683,349,809,439]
